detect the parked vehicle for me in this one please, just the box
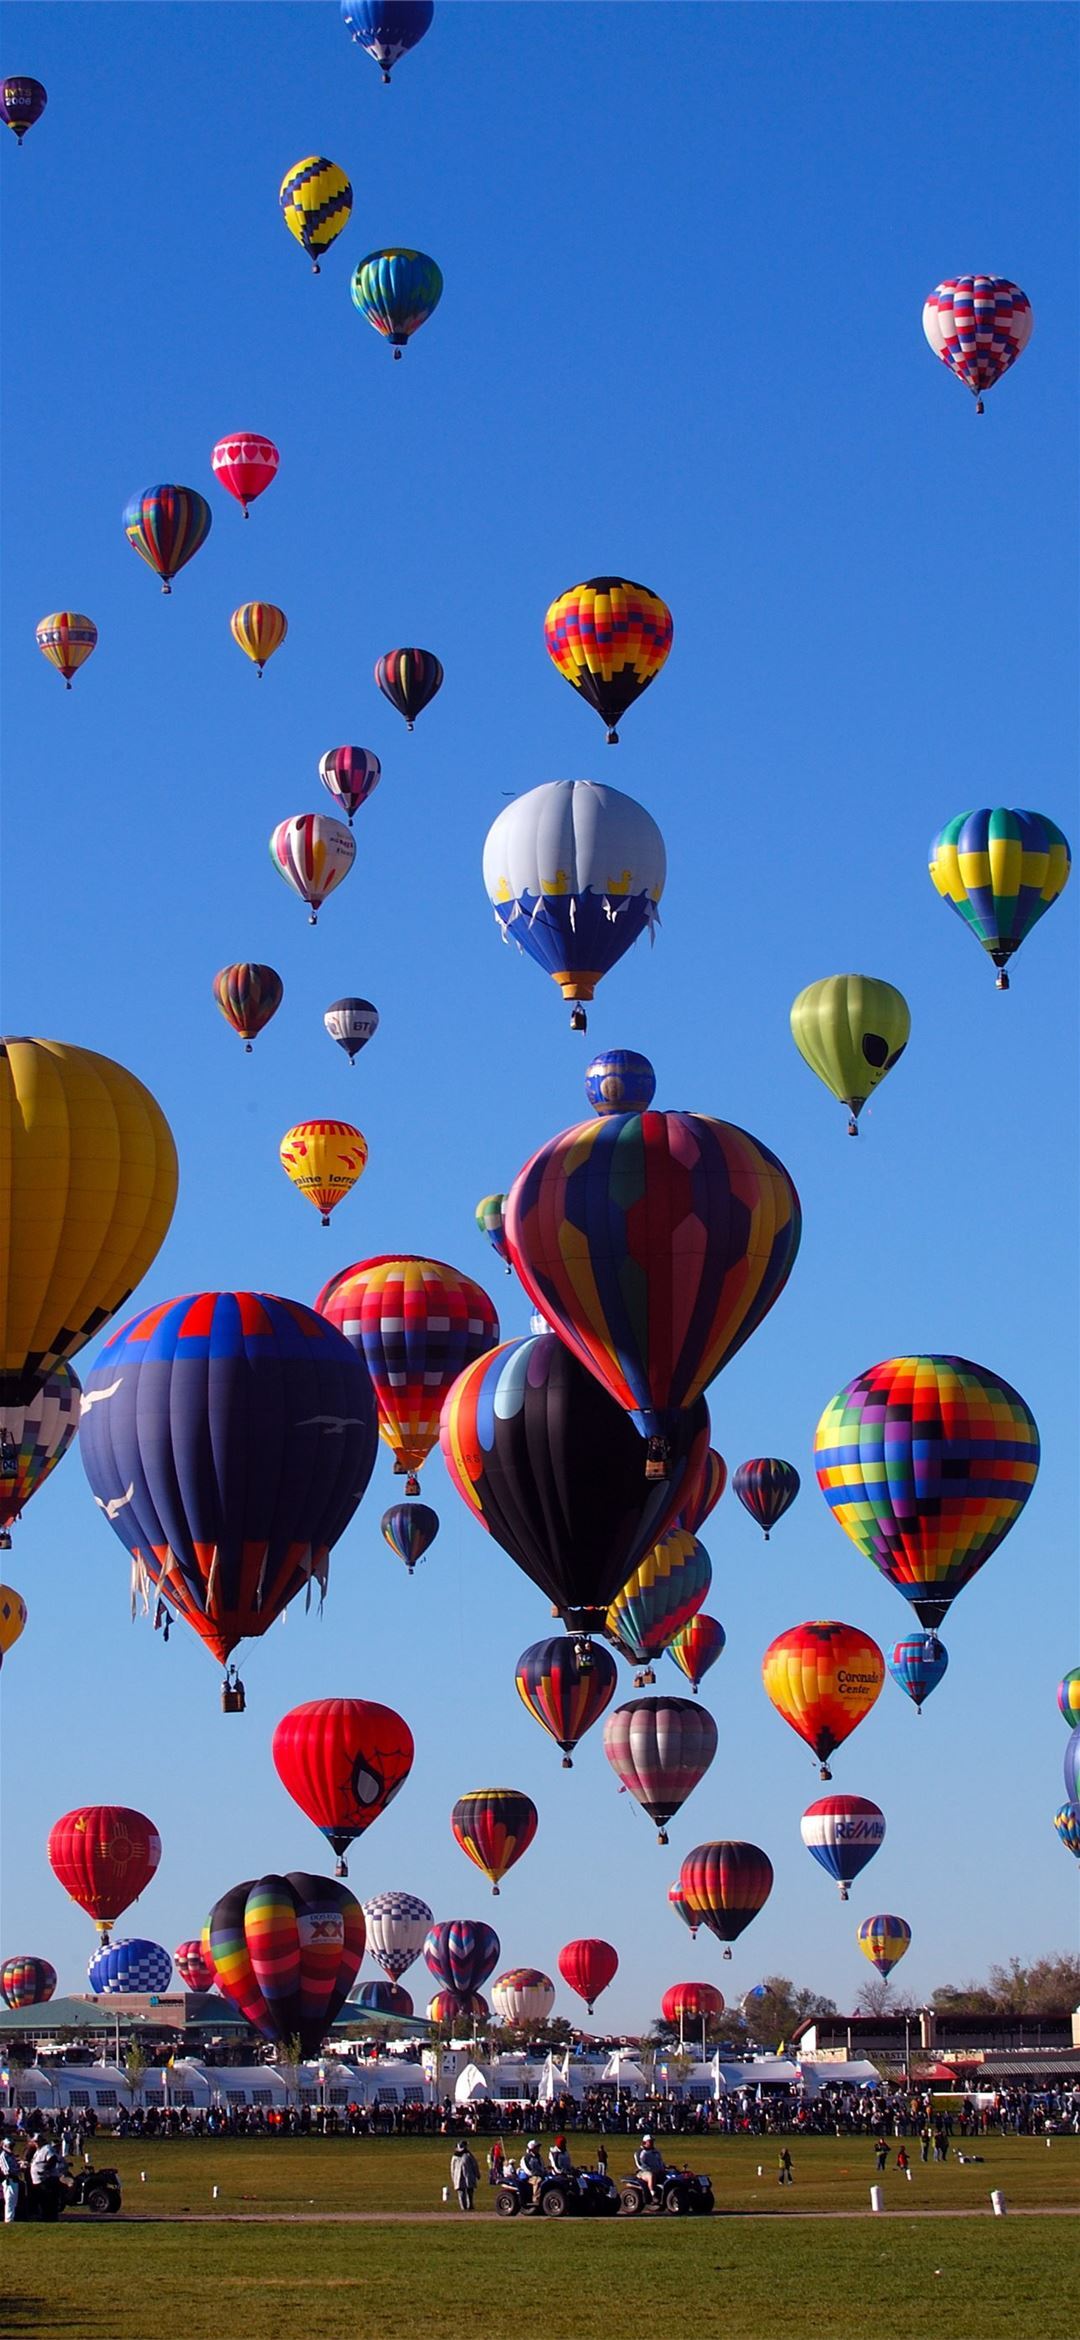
[619,2163,714,2216]
[495,2168,620,2219]
[61,2163,123,2216]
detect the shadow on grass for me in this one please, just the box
[1,2295,87,2334]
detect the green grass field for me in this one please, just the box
[4,2134,1078,2340]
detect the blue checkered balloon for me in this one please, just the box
[88,1937,173,1995]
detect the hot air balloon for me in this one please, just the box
[362,1891,432,1982]
[661,1982,723,2026]
[1,1956,57,2010]
[122,485,212,594]
[668,1881,697,1937]
[491,1969,555,2028]
[270,814,356,924]
[211,432,279,516]
[800,1795,886,1903]
[423,1919,500,1998]
[319,747,381,825]
[374,647,443,728]
[732,1457,799,1541]
[558,1939,618,2016]
[317,1255,499,1494]
[0,1586,27,1654]
[0,1362,81,1548]
[505,1112,801,1469]
[856,1914,911,1980]
[427,1990,488,2026]
[678,1841,773,1959]
[814,1356,1040,1630]
[35,611,97,689]
[279,1121,368,1226]
[1064,1726,1080,1808]
[482,781,667,1031]
[0,1039,178,1408]
[207,1872,365,2052]
[475,1193,511,1271]
[929,808,1071,988]
[440,1333,709,1633]
[325,999,380,1062]
[451,1789,537,1894]
[603,1695,717,1846]
[175,1940,216,1993]
[341,0,434,80]
[762,1621,885,1780]
[352,1978,414,2018]
[606,1530,711,1684]
[80,1291,378,1680]
[88,1938,172,1996]
[679,1447,727,1535]
[544,578,673,744]
[352,249,443,355]
[922,277,1032,412]
[585,1049,657,1115]
[1058,1668,1080,1727]
[669,1613,725,1693]
[1053,1804,1080,1861]
[1,75,46,142]
[515,1635,619,1766]
[381,1502,439,1574]
[272,1698,413,1876]
[47,1806,162,1943]
[887,1635,949,1713]
[212,963,283,1052]
[792,975,910,1136]
[230,601,287,676]
[279,156,352,273]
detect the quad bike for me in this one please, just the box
[618,2165,714,2216]
[496,2168,620,2219]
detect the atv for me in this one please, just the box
[60,2163,123,2216]
[619,2164,714,2217]
[496,2168,620,2219]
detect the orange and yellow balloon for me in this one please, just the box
[762,1619,885,1780]
[230,602,287,675]
[36,612,98,689]
[280,1122,368,1227]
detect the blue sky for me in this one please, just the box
[1,1,1076,2029]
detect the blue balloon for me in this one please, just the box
[351,1978,415,2018]
[1053,1804,1080,1861]
[585,1049,657,1116]
[1064,1723,1080,1806]
[88,1938,172,1996]
[341,0,434,80]
[887,1634,949,1712]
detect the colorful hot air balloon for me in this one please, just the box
[668,1881,697,1937]
[88,1938,172,1996]
[270,813,356,924]
[814,1356,1040,1630]
[35,611,98,689]
[606,1530,711,1683]
[175,1939,216,1993]
[762,1621,885,1780]
[319,747,381,825]
[929,808,1071,989]
[427,1990,488,2026]
[351,249,443,355]
[491,1969,555,2028]
[669,1613,726,1694]
[603,1695,717,1846]
[678,1841,774,1958]
[887,1634,949,1713]
[47,1806,162,1943]
[0,1956,57,2010]
[451,1789,537,1894]
[381,1501,439,1574]
[679,1448,727,1535]
[505,1113,801,1468]
[515,1635,619,1766]
[423,1919,500,1998]
[922,277,1032,412]
[0,1586,27,1653]
[1064,1726,1080,1808]
[362,1890,432,1982]
[544,578,673,744]
[483,781,666,1030]
[440,1333,709,1633]
[230,601,287,676]
[585,1049,657,1115]
[212,963,283,1051]
[856,1914,911,1980]
[279,1121,368,1226]
[1058,1668,1080,1727]
[374,647,443,728]
[80,1292,378,1674]
[1053,1804,1080,1861]
[341,0,434,81]
[352,1978,414,2018]
[558,1938,618,2016]
[475,1193,511,1271]
[122,485,212,593]
[272,1698,413,1875]
[207,1872,365,2052]
[211,432,279,516]
[279,156,352,273]
[732,1458,800,1541]
[661,1982,724,2026]
[800,1795,886,1903]
[789,976,910,1136]
[0,1362,81,1548]
[325,999,380,1062]
[317,1255,499,1494]
[1,75,47,143]
[0,1039,178,1408]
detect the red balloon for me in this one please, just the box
[211,432,280,516]
[557,1938,618,2015]
[661,1980,724,2023]
[678,1840,774,1959]
[174,1939,216,1993]
[47,1805,162,1942]
[272,1698,414,1876]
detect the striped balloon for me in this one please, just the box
[122,484,212,593]
[374,647,443,727]
[732,1457,800,1540]
[206,1871,365,2053]
[475,1193,511,1270]
[381,1502,440,1574]
[668,1881,698,1937]
[1,1956,57,2010]
[887,1634,949,1713]
[679,1447,727,1535]
[0,1361,81,1546]
[602,1695,717,1845]
[319,746,381,824]
[1053,1804,1080,1861]
[929,808,1070,988]
[423,1919,500,1998]
[1058,1668,1080,1727]
[36,611,98,688]
[212,963,283,1052]
[922,277,1032,411]
[450,1789,537,1895]
[678,1841,774,1956]
[352,1979,414,2018]
[515,1635,618,1765]
[270,814,356,923]
[606,1529,711,1679]
[668,1613,726,1694]
[491,1968,555,2028]
[427,1990,488,2026]
[279,156,353,272]
[762,1620,885,1779]
[662,1981,724,2024]
[351,249,443,355]
[230,601,287,675]
[800,1794,886,1902]
[856,1913,911,1979]
[174,1939,216,1993]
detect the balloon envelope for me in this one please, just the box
[213,964,283,1049]
[1,1957,57,2010]
[423,1920,501,1998]
[381,1502,439,1572]
[606,1529,711,1672]
[887,1634,949,1711]
[762,1620,885,1776]
[668,1613,726,1692]
[270,815,355,922]
[661,1982,723,2024]
[732,1458,800,1539]
[1058,1668,1080,1727]
[0,1361,81,1543]
[88,1938,172,1996]
[679,1447,727,1535]
[341,0,434,78]
[1064,1725,1080,1807]
[856,1913,911,1978]
[279,157,352,269]
[206,1872,365,2053]
[451,1789,537,1894]
[373,647,443,725]
[929,807,1070,985]
[483,781,666,1010]
[602,1695,717,1843]
[362,1891,432,1982]
[47,1805,161,1941]
[317,1255,498,1491]
[231,601,287,674]
[515,1635,619,1763]
[352,1978,414,2018]
[1053,1804,1080,1861]
[558,1938,618,2014]
[800,1794,886,1900]
[352,251,443,351]
[0,1586,27,1653]
[585,1049,657,1115]
[491,1968,555,2027]
[211,432,279,514]
[325,999,379,1060]
[544,577,673,742]
[175,1940,216,1993]
[272,1698,414,1871]
[790,975,910,1132]
[319,747,381,823]
[280,1121,368,1223]
[678,1841,774,1950]
[1,76,47,141]
[36,611,97,687]
[123,485,211,591]
[922,277,1032,407]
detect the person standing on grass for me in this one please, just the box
[895,2146,912,2182]
[777,2148,793,2186]
[1,2138,21,2224]
[29,2137,60,2222]
[874,2136,889,2172]
[450,2140,480,2211]
[487,2138,504,2186]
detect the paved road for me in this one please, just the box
[112,2204,1080,2224]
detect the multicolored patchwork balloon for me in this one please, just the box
[762,1620,885,1780]
[1053,1804,1080,1861]
[174,1939,216,1993]
[351,248,443,354]
[381,1502,439,1574]
[678,1841,774,1958]
[1058,1667,1080,1727]
[606,1529,711,1682]
[856,1913,911,1979]
[515,1634,619,1766]
[789,975,910,1136]
[887,1634,949,1712]
[423,1918,500,1998]
[0,1362,81,1548]
[317,1255,499,1493]
[270,814,356,924]
[319,746,381,824]
[450,1788,537,1894]
[205,1872,365,2053]
[279,1121,368,1226]
[603,1694,717,1846]
[475,1192,511,1270]
[123,484,212,593]
[211,433,279,516]
[800,1794,886,1902]
[212,963,283,1051]
[36,611,98,689]
[929,808,1071,988]
[544,577,673,743]
[668,1613,726,1694]
[374,647,443,727]
[922,277,1032,412]
[362,1890,432,1982]
[272,1698,414,1876]
[427,1990,488,2025]
[732,1457,800,1540]
[341,0,434,81]
[230,601,287,676]
[585,1048,657,1115]
[279,156,353,273]
[482,781,666,1028]
[491,1968,555,2027]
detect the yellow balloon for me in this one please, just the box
[0,1038,178,1405]
[0,1584,27,1653]
[279,1120,368,1226]
[789,974,910,1135]
[230,602,288,676]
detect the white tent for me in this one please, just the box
[601,2050,647,2097]
[797,2059,881,2095]
[712,2058,801,2092]
[355,2058,429,2107]
[2,2063,60,2114]
[454,2061,489,2104]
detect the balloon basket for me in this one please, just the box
[561,1756,573,1769]
[570,1006,588,1032]
[222,1667,246,1714]
[996,969,1009,990]
[0,1532,10,1551]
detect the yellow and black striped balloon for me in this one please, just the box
[279,156,353,274]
